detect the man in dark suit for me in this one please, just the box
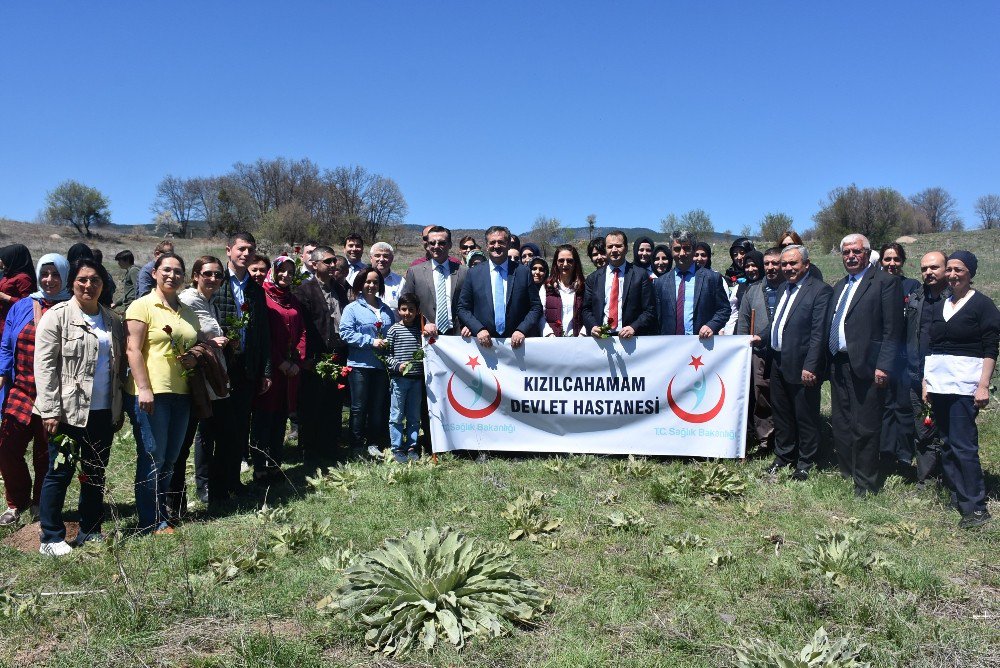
[581,230,656,337]
[457,225,541,348]
[653,230,731,338]
[401,226,467,337]
[753,245,832,479]
[828,233,904,496]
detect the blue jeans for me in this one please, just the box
[389,376,423,453]
[38,410,113,544]
[348,367,389,448]
[931,393,986,516]
[127,393,191,531]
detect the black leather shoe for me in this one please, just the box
[792,469,809,481]
[958,510,991,529]
[765,461,787,475]
[197,488,210,504]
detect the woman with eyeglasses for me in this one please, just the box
[124,253,200,534]
[458,236,479,264]
[167,256,230,512]
[541,244,586,337]
[0,254,72,528]
[34,259,125,555]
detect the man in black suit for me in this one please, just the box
[457,225,541,348]
[581,230,656,338]
[828,233,904,496]
[653,230,731,338]
[754,245,832,479]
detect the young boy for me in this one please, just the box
[385,293,425,463]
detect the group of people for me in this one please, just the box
[0,224,993,558]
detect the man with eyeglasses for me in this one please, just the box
[295,246,350,464]
[827,233,903,497]
[410,225,461,268]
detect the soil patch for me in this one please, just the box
[1,521,79,553]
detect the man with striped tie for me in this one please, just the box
[827,233,903,497]
[753,244,833,480]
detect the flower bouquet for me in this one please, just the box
[315,353,352,390]
[224,302,251,344]
[163,325,194,377]
[596,317,617,339]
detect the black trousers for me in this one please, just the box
[298,372,344,465]
[908,380,941,482]
[880,356,915,464]
[251,409,288,473]
[830,354,884,493]
[749,352,774,449]
[769,353,822,471]
[214,374,254,496]
[167,407,221,515]
[931,393,986,516]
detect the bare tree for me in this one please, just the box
[659,213,680,236]
[680,209,714,238]
[363,175,408,241]
[44,180,111,237]
[909,187,962,232]
[151,175,201,237]
[586,214,597,241]
[529,216,564,257]
[974,194,1000,230]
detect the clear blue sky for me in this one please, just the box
[2,1,998,235]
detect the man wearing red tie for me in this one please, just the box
[582,230,656,338]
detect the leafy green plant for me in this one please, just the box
[661,532,709,554]
[604,509,648,532]
[650,461,747,504]
[501,491,562,542]
[733,626,871,667]
[708,549,735,567]
[798,530,888,588]
[609,454,657,480]
[269,518,334,558]
[306,466,363,494]
[0,585,40,620]
[207,550,273,585]
[875,522,929,546]
[596,490,620,505]
[318,525,549,656]
[318,544,355,572]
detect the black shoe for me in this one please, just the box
[196,488,209,504]
[958,510,991,529]
[854,487,868,499]
[765,461,788,475]
[792,469,809,481]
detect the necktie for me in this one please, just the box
[675,271,686,335]
[608,267,620,328]
[828,276,854,355]
[770,284,797,349]
[493,263,506,335]
[435,264,451,333]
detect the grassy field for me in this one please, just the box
[1,226,999,667]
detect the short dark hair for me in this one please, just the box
[509,233,520,250]
[351,264,384,297]
[605,230,628,247]
[485,226,511,243]
[397,292,420,311]
[92,249,104,264]
[114,249,135,265]
[310,246,336,262]
[68,258,104,288]
[587,237,606,257]
[191,255,225,286]
[153,251,186,273]
[249,253,271,270]
[154,240,174,255]
[763,246,782,258]
[880,242,906,264]
[426,225,451,242]
[345,233,364,245]
[228,231,256,248]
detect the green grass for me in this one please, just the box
[1,228,999,667]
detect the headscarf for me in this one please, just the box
[652,244,672,276]
[632,236,655,269]
[0,244,36,285]
[31,253,71,302]
[743,250,765,283]
[66,241,113,290]
[520,243,542,264]
[263,255,297,308]
[693,242,713,269]
[529,257,549,285]
[949,250,978,277]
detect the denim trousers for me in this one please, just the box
[930,393,986,516]
[389,376,424,453]
[348,367,389,448]
[127,393,191,531]
[38,410,113,543]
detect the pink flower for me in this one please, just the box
[924,416,933,427]
[337,383,346,391]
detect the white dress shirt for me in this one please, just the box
[770,282,801,352]
[489,260,510,310]
[602,261,629,324]
[541,282,579,336]
[833,265,868,352]
[382,271,403,309]
[431,259,453,322]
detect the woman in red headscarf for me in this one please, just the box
[250,256,306,482]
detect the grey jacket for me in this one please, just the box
[736,279,784,338]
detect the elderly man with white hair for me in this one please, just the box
[370,241,403,309]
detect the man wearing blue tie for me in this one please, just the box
[752,245,833,480]
[457,226,542,349]
[653,230,731,338]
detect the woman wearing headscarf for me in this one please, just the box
[0,253,71,527]
[251,256,307,482]
[651,244,672,277]
[0,244,36,337]
[693,242,713,270]
[725,238,754,285]
[632,236,655,278]
[67,243,114,307]
[519,242,542,266]
[34,258,125,555]
[734,250,764,311]
[922,251,1000,529]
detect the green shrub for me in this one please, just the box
[733,626,871,667]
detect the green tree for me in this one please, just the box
[44,180,111,237]
[659,213,680,236]
[680,208,714,238]
[813,184,914,251]
[528,215,564,257]
[759,212,794,245]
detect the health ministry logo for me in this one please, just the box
[666,355,726,424]
[447,355,502,418]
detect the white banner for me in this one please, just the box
[425,335,752,458]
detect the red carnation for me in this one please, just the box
[340,367,350,378]
[162,325,173,335]
[607,318,615,329]
[240,302,250,313]
[337,383,346,390]
[924,416,933,427]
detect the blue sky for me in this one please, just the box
[1,1,997,235]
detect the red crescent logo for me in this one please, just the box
[667,374,726,423]
[447,373,503,418]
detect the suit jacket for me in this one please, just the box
[401,259,467,335]
[294,277,349,360]
[758,274,833,384]
[654,267,731,335]
[581,262,657,334]
[457,260,542,337]
[828,268,903,379]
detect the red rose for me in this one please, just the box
[163,325,173,335]
[337,383,346,390]
[374,321,383,331]
[607,318,615,328]
[331,354,341,363]
[240,302,250,313]
[340,367,350,377]
[428,336,437,345]
[923,416,933,427]
[344,366,353,373]
[78,473,89,484]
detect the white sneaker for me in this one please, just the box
[39,541,73,557]
[240,460,252,474]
